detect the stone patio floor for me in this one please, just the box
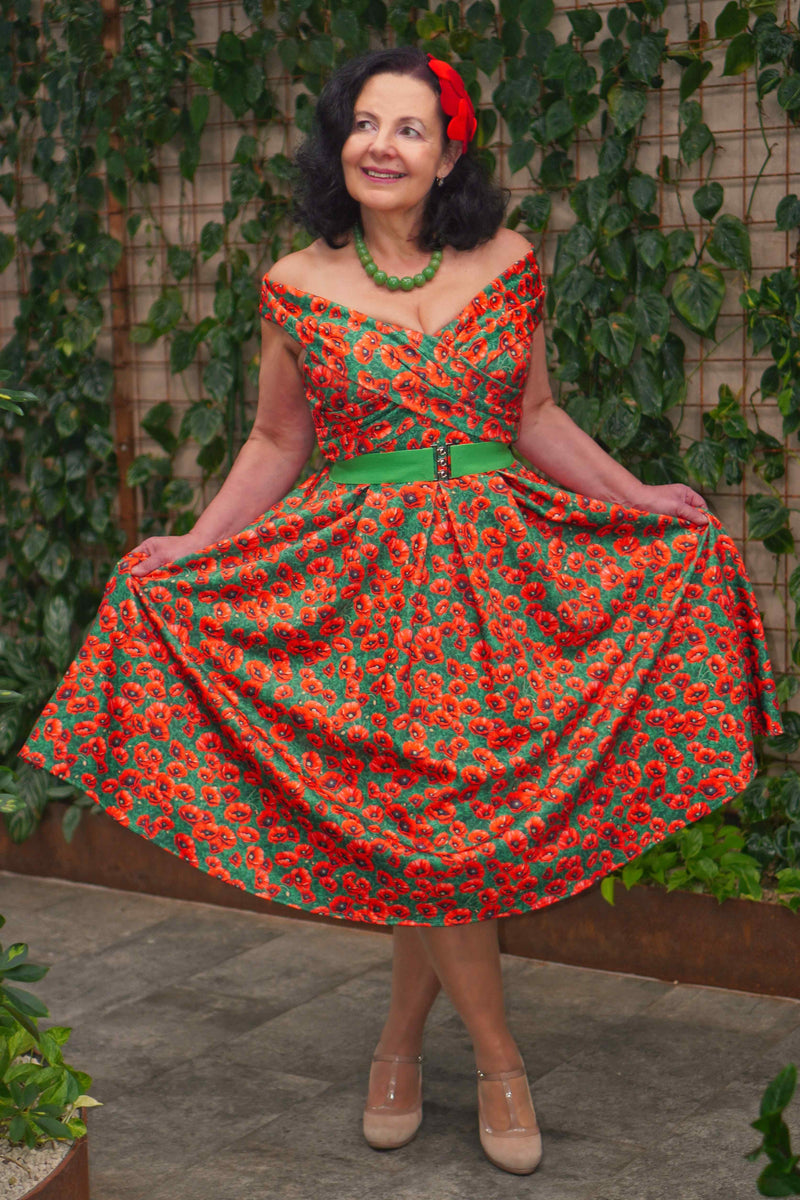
[2,869,799,1200]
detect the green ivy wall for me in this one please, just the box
[1,0,800,903]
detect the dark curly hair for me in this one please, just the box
[291,47,508,252]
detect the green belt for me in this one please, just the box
[328,439,514,484]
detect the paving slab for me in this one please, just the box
[1,870,797,1200]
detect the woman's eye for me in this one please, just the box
[400,126,421,137]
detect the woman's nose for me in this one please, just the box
[367,128,396,155]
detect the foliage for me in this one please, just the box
[748,1064,800,1195]
[0,914,100,1148]
[0,0,799,896]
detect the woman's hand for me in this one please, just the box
[628,483,709,527]
[128,534,208,577]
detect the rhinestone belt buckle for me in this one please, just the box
[432,443,451,480]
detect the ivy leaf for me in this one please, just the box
[628,33,664,83]
[776,194,800,231]
[0,231,14,272]
[707,214,751,272]
[627,174,657,212]
[203,359,234,403]
[566,8,602,43]
[520,193,551,231]
[544,99,574,143]
[635,229,666,269]
[598,136,626,174]
[79,359,113,402]
[723,31,755,75]
[680,122,713,164]
[38,541,71,586]
[190,93,210,134]
[599,393,641,447]
[147,289,184,336]
[564,393,600,435]
[473,37,504,76]
[167,245,194,282]
[520,0,555,33]
[607,6,626,35]
[170,330,196,375]
[200,221,224,260]
[671,265,726,336]
[571,91,599,126]
[757,68,781,97]
[181,403,224,445]
[597,235,631,281]
[507,139,535,174]
[664,229,695,270]
[608,84,647,133]
[631,293,670,347]
[693,181,724,220]
[599,37,623,73]
[626,355,663,416]
[685,438,725,487]
[715,1,749,37]
[777,74,800,113]
[162,479,194,509]
[43,595,73,671]
[590,313,636,366]
[746,494,790,539]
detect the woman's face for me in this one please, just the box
[341,72,459,218]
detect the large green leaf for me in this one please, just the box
[630,293,671,348]
[715,1,749,37]
[43,596,73,671]
[203,359,235,403]
[746,494,790,539]
[692,182,724,220]
[680,122,713,164]
[685,438,725,487]
[671,265,726,336]
[590,313,637,365]
[776,194,800,231]
[607,84,647,133]
[777,73,800,112]
[598,393,641,447]
[520,0,554,32]
[707,214,751,272]
[680,58,713,101]
[723,31,755,75]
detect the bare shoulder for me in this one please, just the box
[452,228,534,281]
[267,240,344,290]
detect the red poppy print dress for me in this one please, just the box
[19,246,784,926]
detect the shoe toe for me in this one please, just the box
[363,1107,422,1150]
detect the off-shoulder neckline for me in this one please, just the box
[262,244,539,341]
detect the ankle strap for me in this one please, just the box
[476,1065,526,1081]
[372,1052,424,1064]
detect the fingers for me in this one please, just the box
[677,504,709,527]
[127,539,166,577]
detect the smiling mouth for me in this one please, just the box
[361,167,406,180]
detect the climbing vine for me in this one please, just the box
[0,0,799,903]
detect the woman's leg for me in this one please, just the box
[416,919,537,1130]
[367,924,442,1109]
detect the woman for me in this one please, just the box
[20,47,783,1177]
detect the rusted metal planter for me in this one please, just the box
[3,804,799,999]
[14,1117,89,1200]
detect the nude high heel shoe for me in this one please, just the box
[362,1052,423,1150]
[476,1065,542,1175]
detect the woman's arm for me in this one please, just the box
[130,317,316,576]
[513,325,708,527]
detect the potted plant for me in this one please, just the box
[0,913,99,1199]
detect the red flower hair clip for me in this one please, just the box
[425,55,478,154]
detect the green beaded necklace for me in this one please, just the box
[353,224,443,292]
